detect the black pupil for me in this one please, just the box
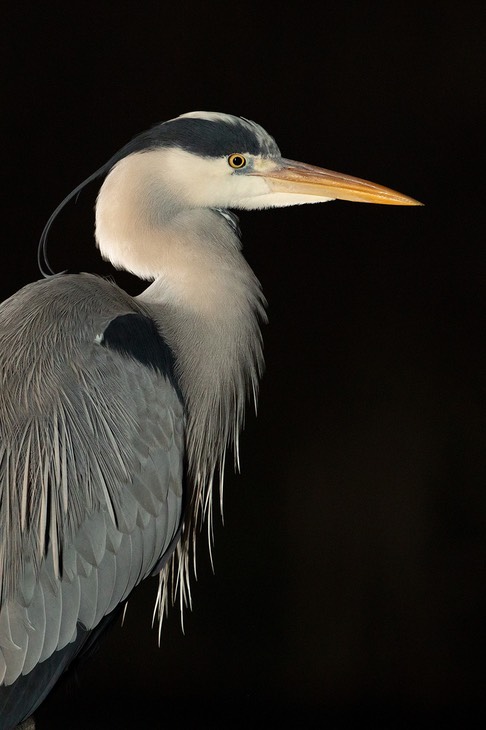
[232,155,244,167]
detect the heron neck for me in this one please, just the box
[137,235,266,483]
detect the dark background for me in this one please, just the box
[2,2,485,727]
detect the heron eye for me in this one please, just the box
[228,153,247,169]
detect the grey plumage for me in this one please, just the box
[0,275,184,690]
[0,111,419,727]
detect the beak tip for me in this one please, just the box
[368,190,424,207]
[402,196,424,207]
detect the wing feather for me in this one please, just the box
[0,647,5,684]
[105,532,133,614]
[38,566,62,663]
[22,580,46,678]
[92,552,117,627]
[73,511,107,568]
[56,573,81,652]
[78,567,99,631]
[105,519,124,556]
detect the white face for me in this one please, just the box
[149,147,334,211]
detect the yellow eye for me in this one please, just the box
[228,153,247,169]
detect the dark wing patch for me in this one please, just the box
[100,313,182,401]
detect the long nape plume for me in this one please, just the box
[38,165,111,277]
[37,125,173,277]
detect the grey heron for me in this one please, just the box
[0,111,420,728]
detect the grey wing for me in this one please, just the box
[0,282,184,723]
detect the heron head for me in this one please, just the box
[108,110,422,212]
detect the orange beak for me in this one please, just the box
[254,158,422,205]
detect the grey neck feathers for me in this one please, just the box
[138,220,267,524]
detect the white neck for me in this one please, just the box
[95,150,266,510]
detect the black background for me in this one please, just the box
[2,2,485,727]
